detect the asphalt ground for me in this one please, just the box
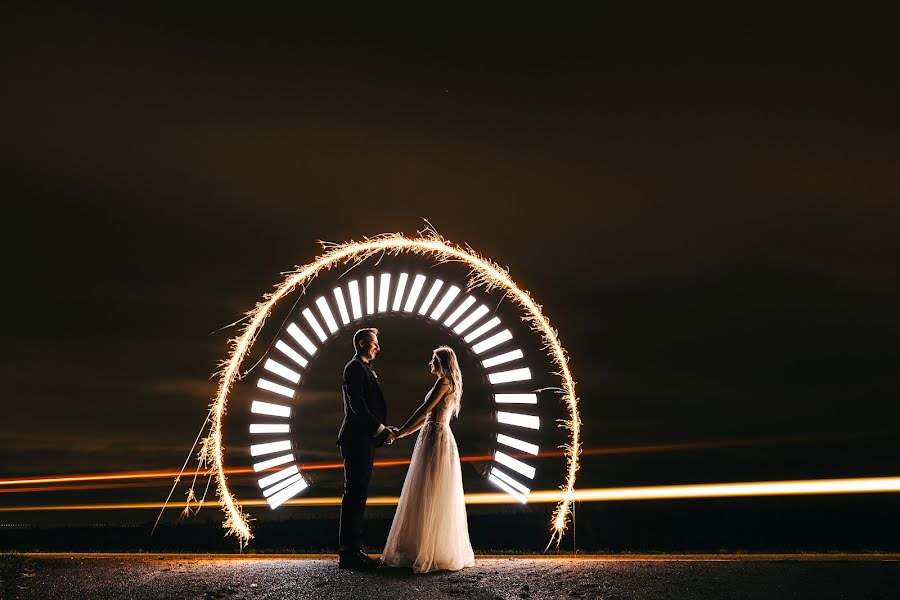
[2,554,898,599]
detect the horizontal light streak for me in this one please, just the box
[403,274,426,312]
[302,308,328,342]
[333,287,351,325]
[257,465,298,489]
[7,477,900,511]
[482,349,524,369]
[472,329,513,354]
[256,378,295,399]
[348,280,362,320]
[263,359,301,384]
[430,285,461,320]
[267,478,309,509]
[249,424,290,434]
[418,279,443,315]
[453,304,489,335]
[488,367,531,384]
[463,316,500,343]
[497,433,539,455]
[7,437,867,489]
[392,273,408,311]
[286,323,317,356]
[378,273,391,312]
[275,340,307,368]
[497,411,540,429]
[366,275,375,315]
[250,440,292,457]
[495,450,536,479]
[315,297,339,334]
[251,400,291,418]
[443,296,475,327]
[494,393,537,404]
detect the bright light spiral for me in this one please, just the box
[208,228,581,547]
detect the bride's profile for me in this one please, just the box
[380,345,476,572]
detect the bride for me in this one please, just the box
[381,345,476,572]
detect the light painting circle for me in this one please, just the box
[211,231,580,546]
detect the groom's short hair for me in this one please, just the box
[353,327,378,351]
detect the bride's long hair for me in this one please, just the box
[433,345,463,417]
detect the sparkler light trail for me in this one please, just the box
[6,476,900,511]
[204,226,582,547]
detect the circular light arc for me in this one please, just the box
[210,231,581,547]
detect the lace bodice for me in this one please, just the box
[424,386,456,426]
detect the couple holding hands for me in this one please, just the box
[337,327,475,573]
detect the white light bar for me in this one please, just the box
[287,323,317,356]
[251,400,291,418]
[497,433,539,455]
[316,296,339,334]
[488,470,528,503]
[494,393,538,404]
[453,304,489,335]
[418,279,443,315]
[267,477,309,509]
[348,280,363,320]
[392,273,408,311]
[250,440,292,457]
[482,349,524,369]
[263,472,306,498]
[403,275,427,312]
[378,273,391,312]
[488,367,531,385]
[497,411,540,429]
[333,287,351,325]
[253,453,294,472]
[463,317,501,343]
[491,466,531,496]
[302,308,328,342]
[366,275,375,315]
[495,450,536,479]
[264,358,301,384]
[472,329,513,354]
[275,340,308,368]
[257,378,295,398]
[257,465,298,488]
[443,296,475,327]
[249,423,290,434]
[430,285,461,320]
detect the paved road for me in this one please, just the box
[4,554,899,599]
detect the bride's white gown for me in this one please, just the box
[381,393,475,572]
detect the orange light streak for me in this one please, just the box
[0,435,855,490]
[3,476,899,512]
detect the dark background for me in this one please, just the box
[1,3,898,551]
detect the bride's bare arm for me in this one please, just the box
[398,416,426,438]
[397,378,450,437]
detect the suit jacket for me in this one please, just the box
[337,355,387,446]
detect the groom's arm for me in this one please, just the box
[343,361,385,436]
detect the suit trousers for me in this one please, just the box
[338,440,375,553]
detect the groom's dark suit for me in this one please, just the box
[337,355,390,553]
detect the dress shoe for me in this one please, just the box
[338,549,380,570]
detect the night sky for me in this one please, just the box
[1,4,898,541]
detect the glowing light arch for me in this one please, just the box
[210,230,580,547]
[250,270,544,509]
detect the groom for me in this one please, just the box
[337,327,397,570]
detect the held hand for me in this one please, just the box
[384,428,397,445]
